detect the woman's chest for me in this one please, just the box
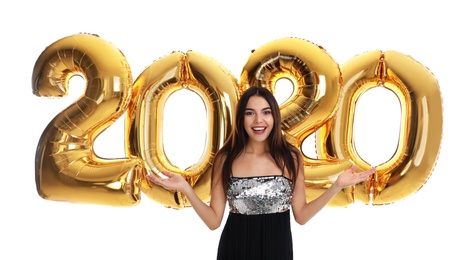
[231,154,282,177]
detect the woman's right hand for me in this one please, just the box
[146,171,189,193]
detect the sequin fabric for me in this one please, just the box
[227,176,293,215]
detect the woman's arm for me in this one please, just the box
[291,159,375,225]
[146,154,227,230]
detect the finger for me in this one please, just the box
[152,178,167,188]
[146,174,162,188]
[161,171,173,178]
[347,165,358,173]
[146,174,157,182]
[360,168,374,175]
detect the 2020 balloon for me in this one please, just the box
[32,33,443,208]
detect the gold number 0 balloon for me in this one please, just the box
[32,34,143,206]
[127,51,239,209]
[317,50,443,205]
[240,37,355,207]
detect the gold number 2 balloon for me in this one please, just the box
[32,33,143,206]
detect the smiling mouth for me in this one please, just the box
[252,127,266,133]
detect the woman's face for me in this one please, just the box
[243,95,274,143]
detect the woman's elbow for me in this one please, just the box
[294,216,308,226]
[292,211,310,226]
[207,222,221,231]
[206,218,223,231]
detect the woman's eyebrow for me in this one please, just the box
[245,107,271,111]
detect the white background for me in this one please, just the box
[1,1,466,259]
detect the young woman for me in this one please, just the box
[147,86,375,259]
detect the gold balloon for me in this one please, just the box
[317,50,443,205]
[33,33,143,206]
[240,37,353,207]
[127,51,239,209]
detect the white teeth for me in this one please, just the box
[253,127,266,131]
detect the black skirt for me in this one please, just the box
[217,210,293,260]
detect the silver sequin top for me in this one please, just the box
[227,175,293,215]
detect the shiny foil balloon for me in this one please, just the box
[33,33,143,206]
[127,51,239,209]
[240,37,354,207]
[316,50,443,205]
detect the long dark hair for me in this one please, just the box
[215,86,300,192]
